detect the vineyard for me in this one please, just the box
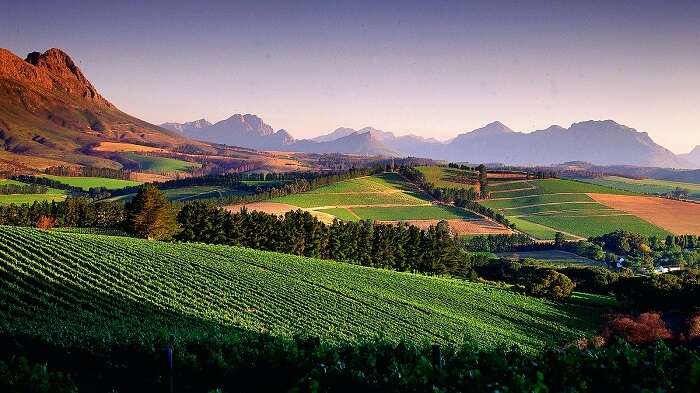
[0,226,604,352]
[482,179,669,239]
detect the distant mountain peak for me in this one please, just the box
[472,121,515,134]
[160,119,212,133]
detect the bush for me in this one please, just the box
[604,312,673,344]
[0,356,77,393]
[525,270,574,300]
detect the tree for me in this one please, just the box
[554,232,565,248]
[525,270,574,300]
[126,185,179,240]
[35,215,57,230]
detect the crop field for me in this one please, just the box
[481,179,668,239]
[416,166,478,189]
[0,226,605,352]
[41,175,142,190]
[272,173,431,210]
[578,176,700,201]
[122,153,202,172]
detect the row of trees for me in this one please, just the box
[177,202,488,276]
[0,183,48,195]
[45,165,131,179]
[0,198,125,228]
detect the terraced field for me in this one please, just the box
[0,226,606,352]
[482,179,669,239]
[578,176,700,201]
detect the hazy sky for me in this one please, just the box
[2,0,700,152]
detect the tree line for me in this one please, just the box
[44,165,131,179]
[177,201,488,276]
[0,183,48,195]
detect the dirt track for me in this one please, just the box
[588,193,700,235]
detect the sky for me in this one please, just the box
[2,0,700,153]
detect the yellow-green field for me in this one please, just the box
[41,175,142,190]
[416,166,478,189]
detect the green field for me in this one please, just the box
[489,178,636,198]
[505,217,567,240]
[350,205,480,221]
[0,226,605,352]
[0,178,67,205]
[275,191,428,208]
[578,176,700,201]
[0,193,67,205]
[416,166,478,189]
[105,185,252,203]
[482,179,667,239]
[523,214,669,238]
[122,153,201,172]
[273,173,430,210]
[41,175,142,190]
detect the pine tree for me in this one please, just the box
[126,185,179,240]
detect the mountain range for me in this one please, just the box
[163,116,695,168]
[0,46,695,171]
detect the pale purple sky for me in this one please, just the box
[2,0,700,152]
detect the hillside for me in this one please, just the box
[0,226,603,351]
[0,48,196,169]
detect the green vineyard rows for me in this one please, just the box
[0,226,603,352]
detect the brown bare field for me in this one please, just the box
[487,172,528,180]
[589,193,700,235]
[91,142,167,153]
[378,218,513,236]
[0,150,80,170]
[129,172,175,182]
[224,202,336,224]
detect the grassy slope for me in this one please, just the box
[416,166,478,189]
[0,226,604,352]
[41,175,142,190]
[122,153,201,172]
